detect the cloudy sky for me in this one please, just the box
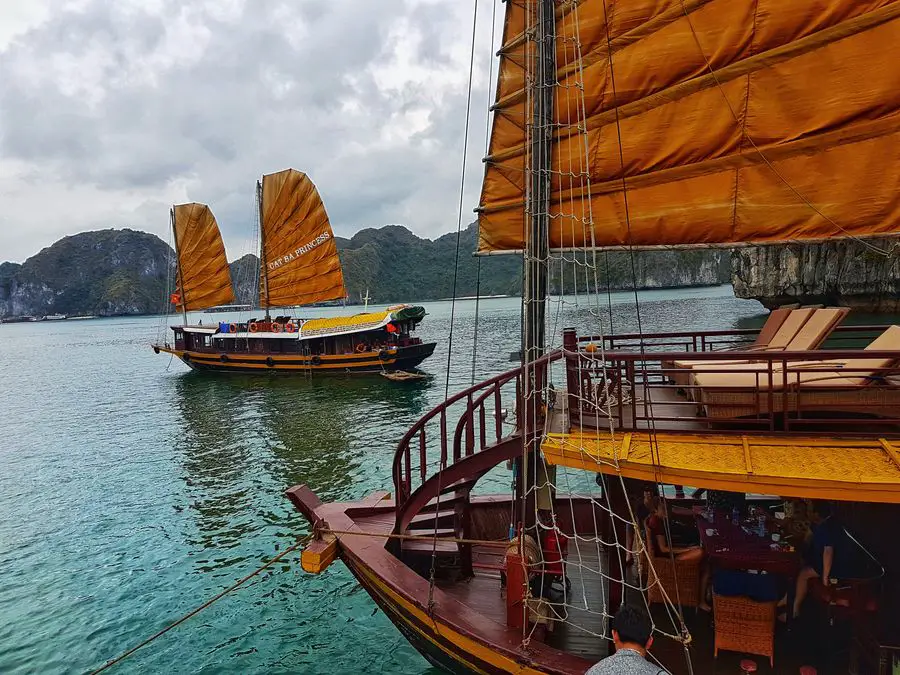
[0,0,502,262]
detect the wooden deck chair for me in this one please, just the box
[670,308,848,388]
[694,325,900,418]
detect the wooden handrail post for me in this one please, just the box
[563,328,579,428]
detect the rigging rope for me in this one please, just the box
[597,0,694,666]
[89,534,313,674]
[429,0,481,613]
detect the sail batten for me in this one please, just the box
[172,203,234,312]
[258,169,346,308]
[478,0,900,252]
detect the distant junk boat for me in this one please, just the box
[152,169,436,374]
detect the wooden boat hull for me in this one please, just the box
[153,342,436,374]
[287,486,591,675]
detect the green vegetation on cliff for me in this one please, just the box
[1,225,730,317]
[0,229,173,317]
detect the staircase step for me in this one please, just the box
[419,493,466,514]
[408,509,456,529]
[401,538,459,555]
[405,527,456,539]
[439,477,478,495]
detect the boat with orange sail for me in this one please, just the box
[287,1,900,672]
[152,169,435,374]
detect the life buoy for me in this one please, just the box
[228,323,238,333]
[266,356,275,368]
[311,355,322,366]
[271,322,282,333]
[220,354,229,363]
[355,343,366,353]
[285,322,296,333]
[249,322,259,333]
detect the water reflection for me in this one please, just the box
[170,373,432,561]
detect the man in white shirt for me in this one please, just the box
[585,605,668,675]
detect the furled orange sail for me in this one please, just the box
[258,169,346,308]
[172,203,235,311]
[478,0,900,252]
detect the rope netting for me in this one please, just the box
[513,0,694,669]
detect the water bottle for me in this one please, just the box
[731,506,739,526]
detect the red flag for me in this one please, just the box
[170,293,181,305]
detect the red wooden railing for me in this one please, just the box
[564,325,900,436]
[391,351,563,533]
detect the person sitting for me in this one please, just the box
[782,500,859,620]
[625,482,658,566]
[585,604,669,674]
[646,497,711,611]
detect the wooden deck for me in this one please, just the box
[344,498,847,674]
[436,537,835,673]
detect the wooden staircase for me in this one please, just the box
[391,353,561,576]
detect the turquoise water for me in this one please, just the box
[0,287,765,674]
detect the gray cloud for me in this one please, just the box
[0,0,500,261]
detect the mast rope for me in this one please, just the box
[88,533,314,674]
[428,0,482,613]
[472,0,498,388]
[593,1,695,666]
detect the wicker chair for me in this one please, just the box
[713,593,777,666]
[642,519,701,609]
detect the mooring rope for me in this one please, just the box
[89,534,313,674]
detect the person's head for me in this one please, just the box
[611,605,653,653]
[641,484,657,504]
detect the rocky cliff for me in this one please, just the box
[1,225,732,316]
[0,229,174,317]
[731,239,900,311]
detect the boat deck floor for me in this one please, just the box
[436,538,843,674]
[349,502,846,673]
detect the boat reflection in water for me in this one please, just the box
[171,374,432,568]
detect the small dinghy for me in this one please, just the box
[380,370,427,382]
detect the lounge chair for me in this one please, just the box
[669,307,848,388]
[694,325,900,419]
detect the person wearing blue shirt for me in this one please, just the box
[585,605,669,674]
[786,501,857,620]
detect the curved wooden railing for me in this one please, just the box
[391,350,562,533]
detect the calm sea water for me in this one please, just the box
[0,286,767,674]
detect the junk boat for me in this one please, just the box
[152,170,436,374]
[288,1,900,673]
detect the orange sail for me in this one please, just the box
[478,0,900,252]
[258,169,346,308]
[172,203,234,311]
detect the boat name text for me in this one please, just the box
[268,232,331,270]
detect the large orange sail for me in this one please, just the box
[172,203,234,311]
[258,169,346,308]
[478,0,900,252]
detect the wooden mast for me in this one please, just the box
[517,0,555,531]
[257,179,271,321]
[170,207,188,326]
